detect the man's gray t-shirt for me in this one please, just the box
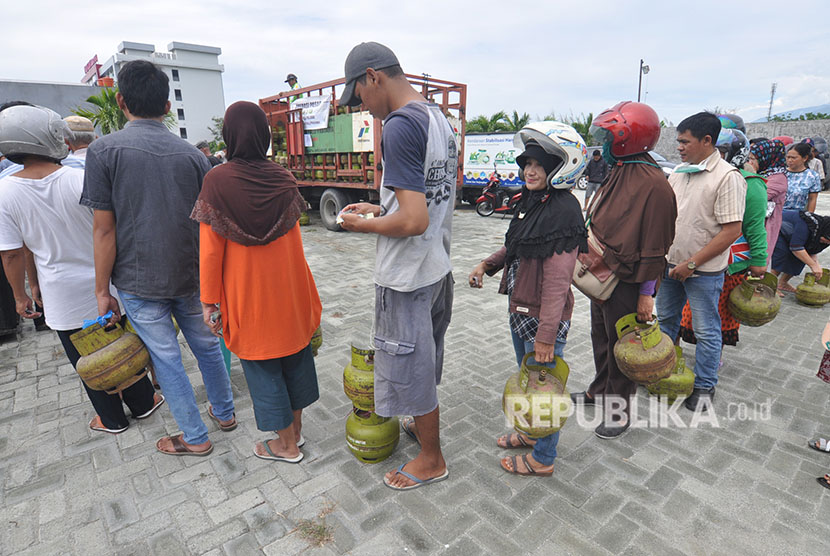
[375,102,457,292]
[80,119,211,298]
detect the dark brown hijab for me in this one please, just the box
[589,153,677,283]
[191,101,305,246]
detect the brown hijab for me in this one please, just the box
[589,153,677,283]
[191,101,305,246]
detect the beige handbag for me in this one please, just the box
[572,227,619,304]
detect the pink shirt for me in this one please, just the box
[764,173,788,265]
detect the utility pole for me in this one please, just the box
[637,60,650,102]
[767,82,777,121]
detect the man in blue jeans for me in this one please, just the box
[82,60,235,456]
[656,112,745,411]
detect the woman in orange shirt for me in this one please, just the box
[192,101,322,464]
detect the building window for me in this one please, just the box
[177,109,185,121]
[174,89,182,101]
[179,128,188,139]
[172,69,180,82]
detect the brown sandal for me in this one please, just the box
[496,433,536,449]
[500,454,553,476]
[208,406,237,431]
[156,434,213,457]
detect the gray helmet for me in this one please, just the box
[0,105,69,161]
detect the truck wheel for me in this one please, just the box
[319,188,349,231]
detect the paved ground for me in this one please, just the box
[2,190,830,555]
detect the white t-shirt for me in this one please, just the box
[0,167,100,330]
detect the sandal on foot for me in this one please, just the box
[383,464,449,491]
[156,434,213,457]
[135,394,165,420]
[500,454,553,477]
[401,417,419,445]
[254,440,304,463]
[208,406,237,431]
[274,432,305,447]
[89,416,128,435]
[808,438,830,453]
[497,433,535,449]
[817,475,830,490]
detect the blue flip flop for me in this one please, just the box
[383,464,449,491]
[400,417,419,445]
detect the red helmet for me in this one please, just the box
[773,135,794,146]
[590,101,660,157]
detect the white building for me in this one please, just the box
[86,41,225,145]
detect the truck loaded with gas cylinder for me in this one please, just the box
[259,75,467,231]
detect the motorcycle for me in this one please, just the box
[476,168,521,217]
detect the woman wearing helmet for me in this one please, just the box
[678,128,768,349]
[572,101,677,438]
[469,121,587,476]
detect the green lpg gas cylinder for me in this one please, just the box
[727,273,781,326]
[343,344,375,411]
[613,314,675,385]
[646,346,695,403]
[310,325,322,356]
[299,212,310,226]
[796,270,830,307]
[71,323,150,395]
[345,408,399,463]
[502,352,571,439]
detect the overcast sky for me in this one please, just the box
[3,0,829,125]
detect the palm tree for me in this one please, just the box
[501,110,530,132]
[74,88,126,135]
[74,87,178,135]
[466,111,509,133]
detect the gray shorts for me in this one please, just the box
[373,273,454,417]
[585,181,601,197]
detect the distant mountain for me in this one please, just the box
[752,103,830,122]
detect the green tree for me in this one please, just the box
[73,86,177,135]
[73,87,126,135]
[207,116,225,151]
[501,110,530,132]
[544,112,594,145]
[465,111,508,133]
[769,111,830,122]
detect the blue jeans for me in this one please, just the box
[655,269,724,389]
[510,328,562,466]
[119,290,234,444]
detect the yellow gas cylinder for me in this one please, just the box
[502,352,571,438]
[613,314,675,385]
[343,344,375,411]
[645,346,695,403]
[71,322,150,394]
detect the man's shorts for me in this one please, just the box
[373,272,454,417]
[585,181,601,197]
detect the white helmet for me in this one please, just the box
[514,121,588,189]
[0,105,69,162]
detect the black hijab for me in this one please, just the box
[800,211,830,255]
[504,143,587,262]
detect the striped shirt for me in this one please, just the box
[667,150,746,273]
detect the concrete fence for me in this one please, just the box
[654,119,830,162]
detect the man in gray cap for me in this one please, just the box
[63,115,96,169]
[339,42,456,491]
[285,73,303,103]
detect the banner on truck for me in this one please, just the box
[352,111,374,152]
[463,133,524,187]
[291,94,332,131]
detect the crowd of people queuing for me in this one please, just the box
[0,41,829,493]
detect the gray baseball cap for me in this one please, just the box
[340,42,400,107]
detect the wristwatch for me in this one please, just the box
[686,260,697,271]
